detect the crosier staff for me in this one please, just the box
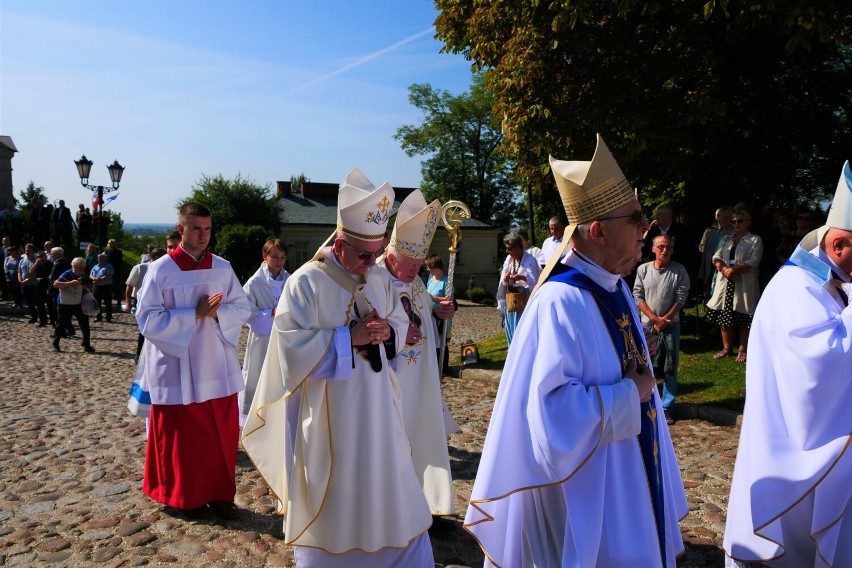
[437,200,470,373]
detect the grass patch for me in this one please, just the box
[451,304,746,411]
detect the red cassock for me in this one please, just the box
[142,247,239,510]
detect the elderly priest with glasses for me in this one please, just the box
[463,135,687,567]
[242,168,434,567]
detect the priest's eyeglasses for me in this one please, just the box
[597,210,648,224]
[342,240,385,260]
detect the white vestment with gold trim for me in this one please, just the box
[241,252,432,558]
[724,247,852,567]
[463,251,686,567]
[380,261,456,516]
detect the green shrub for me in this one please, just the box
[466,286,491,304]
[215,224,274,282]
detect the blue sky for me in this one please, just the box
[0,0,475,222]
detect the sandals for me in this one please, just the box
[736,351,747,363]
[713,349,731,360]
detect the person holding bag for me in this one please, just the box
[496,231,541,345]
[52,257,95,353]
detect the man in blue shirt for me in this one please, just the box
[90,253,114,322]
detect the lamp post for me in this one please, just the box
[74,155,124,248]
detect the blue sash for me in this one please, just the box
[548,264,668,565]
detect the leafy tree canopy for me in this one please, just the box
[18,181,48,207]
[435,0,852,222]
[395,73,522,231]
[178,173,283,239]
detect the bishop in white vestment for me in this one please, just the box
[724,162,852,568]
[464,136,686,567]
[241,169,433,567]
[379,189,455,517]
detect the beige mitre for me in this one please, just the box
[389,190,440,259]
[336,167,395,241]
[548,133,636,244]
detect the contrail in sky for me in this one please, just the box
[292,27,435,93]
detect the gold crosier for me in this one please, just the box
[437,200,470,371]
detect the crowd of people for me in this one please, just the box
[2,149,850,567]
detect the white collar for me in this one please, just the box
[565,249,622,292]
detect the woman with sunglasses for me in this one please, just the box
[706,209,763,363]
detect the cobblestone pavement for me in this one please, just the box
[0,300,737,567]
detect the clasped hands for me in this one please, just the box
[351,309,391,346]
[196,292,223,320]
[625,358,655,403]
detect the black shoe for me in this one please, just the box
[52,339,61,352]
[83,345,95,353]
[36,322,47,327]
[664,409,675,425]
[95,316,102,322]
[28,318,37,324]
[106,318,113,323]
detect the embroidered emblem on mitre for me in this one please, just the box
[390,189,441,259]
[336,167,395,241]
[549,134,636,241]
[826,161,852,232]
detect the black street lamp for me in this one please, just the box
[74,155,125,247]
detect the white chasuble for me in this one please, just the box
[724,249,852,567]
[241,251,432,555]
[464,251,686,567]
[135,254,251,405]
[380,260,455,516]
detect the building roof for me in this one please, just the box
[0,136,18,153]
[277,180,492,228]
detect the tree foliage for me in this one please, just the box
[18,181,48,207]
[394,73,521,231]
[214,224,270,281]
[434,0,852,222]
[178,173,283,246]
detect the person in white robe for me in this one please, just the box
[378,189,456,519]
[238,238,289,427]
[464,134,687,567]
[723,161,852,568]
[135,202,252,518]
[241,168,434,567]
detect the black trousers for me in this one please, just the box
[93,286,113,321]
[22,285,38,321]
[54,304,91,347]
[35,279,57,325]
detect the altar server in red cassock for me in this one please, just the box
[135,201,251,518]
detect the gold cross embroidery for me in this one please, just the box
[377,196,390,214]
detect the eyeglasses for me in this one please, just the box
[797,215,812,221]
[598,210,648,224]
[654,244,673,250]
[731,219,748,224]
[342,240,385,261]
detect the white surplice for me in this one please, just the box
[135,254,251,405]
[380,259,455,516]
[241,249,432,558]
[239,263,288,423]
[724,245,852,567]
[464,250,687,568]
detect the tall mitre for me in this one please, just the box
[548,133,636,243]
[799,161,852,250]
[337,167,395,241]
[390,189,441,259]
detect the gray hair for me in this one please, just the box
[71,257,86,269]
[50,247,64,258]
[503,232,523,249]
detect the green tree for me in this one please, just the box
[394,73,522,232]
[18,181,48,207]
[435,1,852,222]
[178,173,283,254]
[215,224,270,281]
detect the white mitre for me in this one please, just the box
[337,167,395,241]
[800,161,852,250]
[549,133,636,242]
[390,190,440,259]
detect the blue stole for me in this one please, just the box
[548,264,668,565]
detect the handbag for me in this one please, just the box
[506,290,527,313]
[80,291,100,317]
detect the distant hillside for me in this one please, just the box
[123,223,174,237]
